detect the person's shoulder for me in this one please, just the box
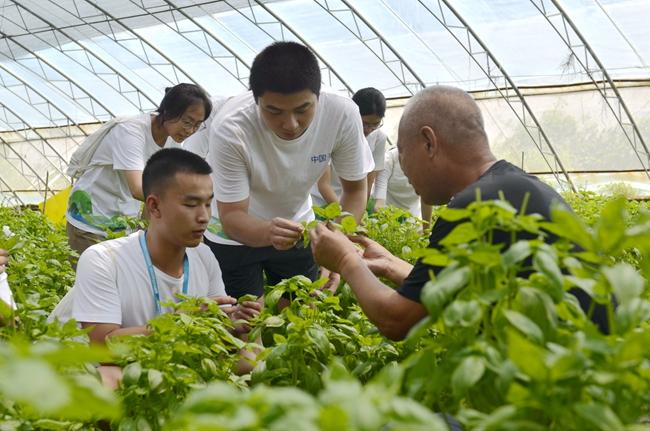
[77,233,138,271]
[215,92,256,121]
[481,160,563,198]
[451,160,568,213]
[187,243,220,271]
[368,129,388,145]
[320,91,359,115]
[113,113,150,131]
[211,92,257,136]
[91,232,139,253]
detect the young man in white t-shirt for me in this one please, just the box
[51,148,261,343]
[314,87,388,206]
[204,42,375,298]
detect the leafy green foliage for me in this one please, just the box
[364,206,432,263]
[401,198,650,429]
[0,208,81,342]
[166,361,449,431]
[250,276,404,393]
[109,298,251,430]
[0,338,119,429]
[2,194,650,430]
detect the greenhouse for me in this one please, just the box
[1,0,649,430]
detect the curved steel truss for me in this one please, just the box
[415,0,575,191]
[3,0,650,204]
[530,0,650,180]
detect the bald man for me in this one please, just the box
[310,86,599,341]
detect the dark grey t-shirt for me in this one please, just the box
[398,160,607,331]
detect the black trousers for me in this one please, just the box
[204,237,319,298]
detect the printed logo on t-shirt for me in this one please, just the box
[310,153,329,164]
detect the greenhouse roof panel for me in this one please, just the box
[0,0,649,197]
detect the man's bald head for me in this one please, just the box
[396,86,496,206]
[399,86,488,155]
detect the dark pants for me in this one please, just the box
[204,237,319,298]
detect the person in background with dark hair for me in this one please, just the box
[51,148,261,347]
[313,87,388,206]
[204,41,375,298]
[66,83,213,255]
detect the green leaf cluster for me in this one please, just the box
[109,298,251,430]
[250,276,406,393]
[401,198,650,429]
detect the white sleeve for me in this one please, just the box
[204,251,227,297]
[209,122,250,203]
[109,121,147,171]
[373,151,392,200]
[371,131,387,172]
[330,104,375,182]
[194,246,226,297]
[72,247,122,325]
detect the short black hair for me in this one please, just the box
[143,148,212,198]
[249,42,321,102]
[352,87,386,117]
[157,83,212,125]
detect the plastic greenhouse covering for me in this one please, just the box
[1,0,649,206]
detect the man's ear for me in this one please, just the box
[420,125,438,158]
[146,194,162,219]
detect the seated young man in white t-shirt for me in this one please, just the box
[204,42,375,298]
[51,148,261,344]
[313,87,388,207]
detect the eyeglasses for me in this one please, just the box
[177,117,206,133]
[362,119,384,131]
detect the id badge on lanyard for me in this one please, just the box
[139,232,189,315]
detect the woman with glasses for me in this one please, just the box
[183,95,229,159]
[312,87,388,206]
[66,83,212,255]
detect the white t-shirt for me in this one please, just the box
[49,231,226,328]
[66,114,179,235]
[311,128,387,206]
[0,272,15,310]
[206,91,374,245]
[183,96,229,158]
[373,147,421,217]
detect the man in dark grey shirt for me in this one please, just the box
[310,85,605,340]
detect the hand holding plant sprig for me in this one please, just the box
[301,203,367,292]
[301,202,366,247]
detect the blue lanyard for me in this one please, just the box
[138,231,189,315]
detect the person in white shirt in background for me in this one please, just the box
[314,87,388,206]
[0,249,7,273]
[183,95,230,159]
[0,248,15,313]
[373,146,433,223]
[66,84,213,256]
[204,41,374,299]
[52,147,261,342]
